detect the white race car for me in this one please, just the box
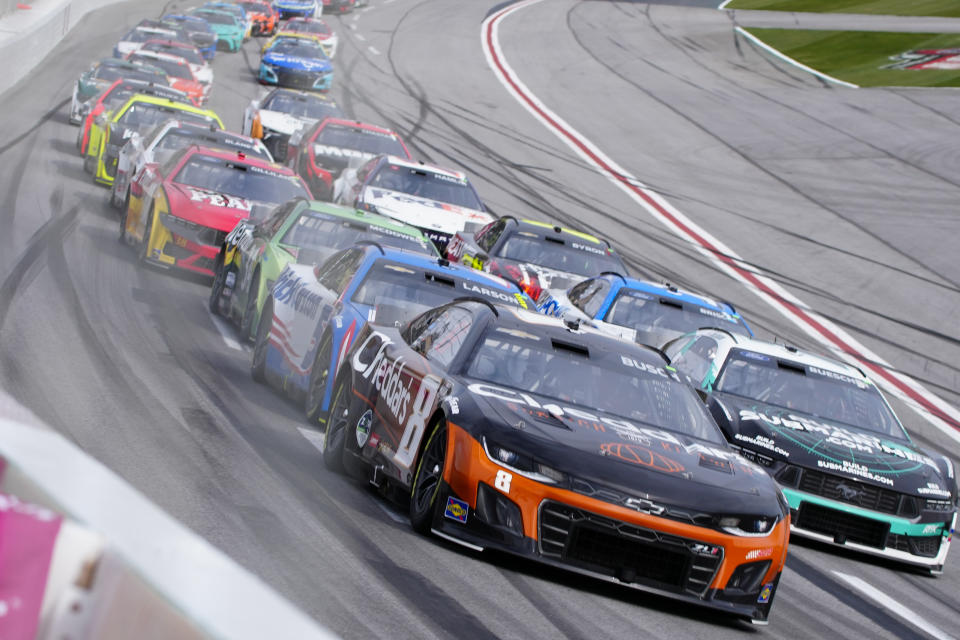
[333,154,493,252]
[242,88,343,161]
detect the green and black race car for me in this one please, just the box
[209,199,438,340]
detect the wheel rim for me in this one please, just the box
[252,307,270,370]
[306,338,331,416]
[324,384,348,448]
[412,424,446,515]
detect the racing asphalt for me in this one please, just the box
[1,1,958,638]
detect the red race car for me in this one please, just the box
[126,50,207,106]
[285,117,409,200]
[120,145,311,276]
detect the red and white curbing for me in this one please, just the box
[481,0,960,445]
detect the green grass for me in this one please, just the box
[745,28,960,87]
[725,0,960,18]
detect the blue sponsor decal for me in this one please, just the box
[444,497,469,524]
[757,583,773,604]
[742,351,771,362]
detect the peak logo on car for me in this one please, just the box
[187,187,252,211]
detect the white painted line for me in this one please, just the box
[298,427,326,454]
[349,23,357,31]
[481,1,960,444]
[205,304,244,351]
[717,0,733,8]
[374,500,407,524]
[368,45,380,56]
[355,33,366,41]
[431,528,484,552]
[735,26,859,88]
[833,572,955,640]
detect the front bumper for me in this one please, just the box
[428,423,789,623]
[215,33,244,52]
[782,487,955,570]
[259,63,332,91]
[144,212,228,276]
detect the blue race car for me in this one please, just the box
[161,14,218,60]
[273,0,321,20]
[259,36,333,91]
[251,243,535,424]
[536,272,752,348]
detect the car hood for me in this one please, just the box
[262,52,331,72]
[166,183,270,231]
[460,384,783,516]
[711,392,950,498]
[260,109,314,136]
[361,187,493,234]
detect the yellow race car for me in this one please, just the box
[84,93,223,187]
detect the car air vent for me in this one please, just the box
[544,236,565,244]
[658,298,683,310]
[425,273,455,287]
[777,360,806,375]
[550,339,588,358]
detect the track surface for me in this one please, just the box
[1,1,958,638]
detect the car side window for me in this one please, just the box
[356,157,379,184]
[318,248,363,294]
[567,278,610,318]
[477,220,505,253]
[409,307,473,368]
[671,335,720,388]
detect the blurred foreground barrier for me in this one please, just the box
[0,410,337,640]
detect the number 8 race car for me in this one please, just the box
[321,300,791,624]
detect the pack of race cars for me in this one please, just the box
[63,0,957,626]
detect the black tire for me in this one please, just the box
[138,206,155,262]
[251,300,272,383]
[118,205,129,244]
[240,271,260,339]
[83,153,96,175]
[322,378,350,472]
[304,332,334,424]
[209,252,228,315]
[409,419,448,534]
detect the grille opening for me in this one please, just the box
[797,502,888,548]
[567,526,689,588]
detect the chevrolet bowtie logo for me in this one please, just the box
[624,497,665,515]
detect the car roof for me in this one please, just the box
[182,144,291,171]
[129,50,190,65]
[511,218,609,246]
[361,246,521,292]
[712,333,868,380]
[608,275,735,314]
[379,156,467,181]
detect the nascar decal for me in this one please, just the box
[352,331,443,468]
[444,497,469,523]
[738,408,939,475]
[885,49,960,71]
[187,187,253,211]
[273,269,324,319]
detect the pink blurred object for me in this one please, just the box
[0,493,62,640]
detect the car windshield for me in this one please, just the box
[715,350,905,438]
[351,262,514,327]
[497,235,621,276]
[129,55,192,80]
[280,214,432,261]
[606,291,750,336]
[315,124,406,156]
[118,103,212,130]
[143,44,203,65]
[369,164,482,210]
[269,40,326,58]
[194,11,235,26]
[466,332,722,442]
[125,29,170,43]
[153,129,268,165]
[263,92,340,119]
[174,154,308,204]
[286,21,330,36]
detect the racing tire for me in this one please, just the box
[409,418,448,535]
[322,378,350,472]
[83,154,96,175]
[138,206,155,263]
[209,252,228,315]
[118,206,129,244]
[240,270,260,339]
[304,331,334,425]
[251,300,272,383]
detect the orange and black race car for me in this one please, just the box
[321,300,791,624]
